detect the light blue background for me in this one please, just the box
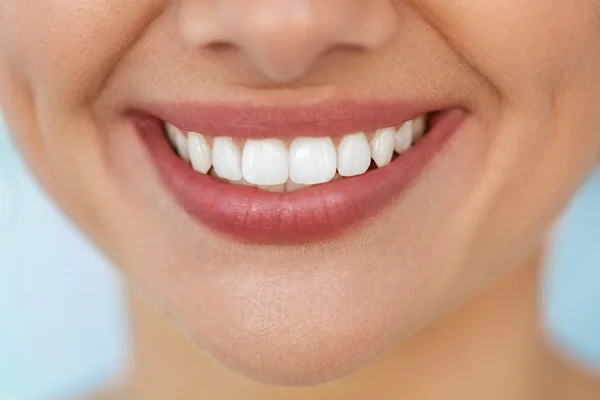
[0,125,129,399]
[0,120,598,399]
[544,167,600,370]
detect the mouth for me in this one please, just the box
[135,101,465,243]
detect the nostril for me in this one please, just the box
[178,0,398,83]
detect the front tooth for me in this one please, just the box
[412,115,427,142]
[370,128,396,168]
[337,133,371,177]
[395,121,414,154]
[166,124,190,162]
[188,132,212,174]
[289,137,337,185]
[212,137,242,181]
[242,139,289,185]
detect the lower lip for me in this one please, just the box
[137,109,465,243]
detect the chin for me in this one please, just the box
[146,254,440,387]
[189,311,402,386]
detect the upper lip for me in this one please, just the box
[139,96,454,138]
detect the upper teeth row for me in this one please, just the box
[165,116,427,189]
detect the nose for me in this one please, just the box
[178,0,398,83]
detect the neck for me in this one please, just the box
[124,248,595,400]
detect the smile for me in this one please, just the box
[135,101,465,243]
[165,114,428,191]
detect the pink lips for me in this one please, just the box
[145,99,446,138]
[135,103,465,243]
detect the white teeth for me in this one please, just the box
[289,137,337,185]
[242,139,289,185]
[166,114,428,191]
[412,115,427,142]
[166,124,190,162]
[188,132,212,174]
[212,137,243,181]
[370,128,396,168]
[337,133,372,177]
[166,123,178,143]
[395,121,414,154]
[395,116,426,153]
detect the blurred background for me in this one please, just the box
[0,123,129,399]
[0,119,599,399]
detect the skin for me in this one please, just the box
[0,0,599,397]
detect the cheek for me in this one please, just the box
[465,79,600,294]
[0,0,164,223]
[421,0,600,93]
[0,0,162,104]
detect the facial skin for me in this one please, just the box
[1,0,599,386]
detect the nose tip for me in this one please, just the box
[179,0,398,83]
